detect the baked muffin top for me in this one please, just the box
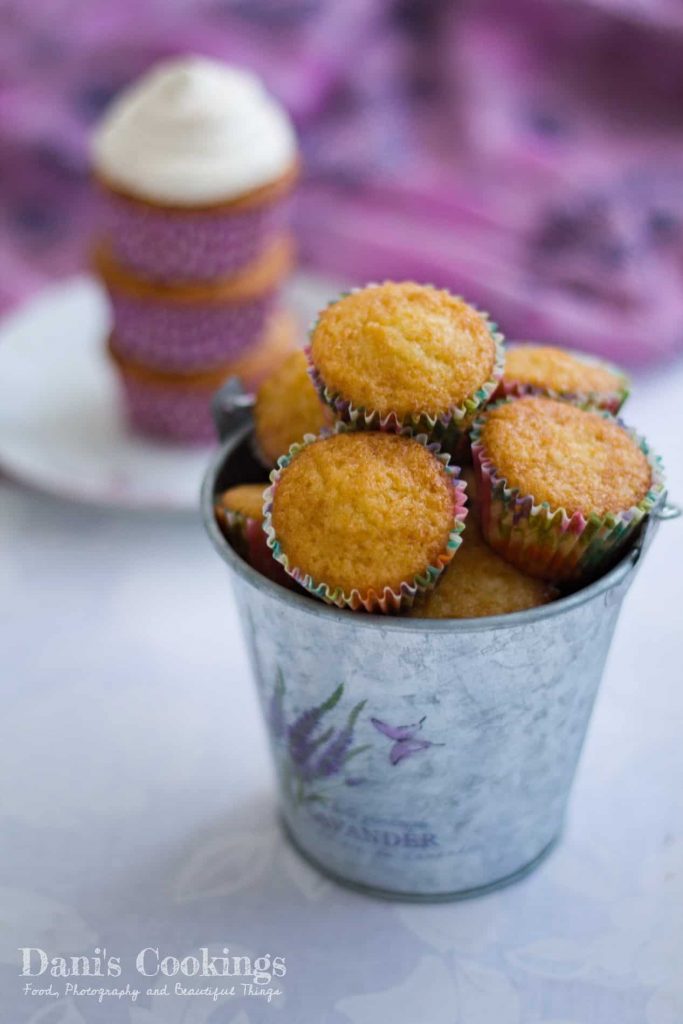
[254,350,332,465]
[411,524,554,619]
[271,431,458,595]
[479,396,651,517]
[216,484,265,522]
[310,282,497,417]
[503,344,625,398]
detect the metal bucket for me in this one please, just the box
[202,399,676,901]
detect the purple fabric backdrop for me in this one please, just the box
[1,0,682,365]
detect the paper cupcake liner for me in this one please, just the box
[112,366,218,444]
[99,189,292,283]
[107,289,277,372]
[109,309,296,443]
[262,426,468,613]
[495,347,630,414]
[215,504,294,589]
[470,403,666,583]
[305,287,505,445]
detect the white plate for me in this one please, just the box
[0,272,342,511]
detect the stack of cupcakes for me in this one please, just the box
[215,280,666,618]
[91,56,299,444]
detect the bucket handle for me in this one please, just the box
[653,501,682,522]
[212,377,255,443]
[623,498,681,577]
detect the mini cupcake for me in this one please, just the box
[307,282,504,443]
[91,56,298,282]
[214,484,292,588]
[215,484,265,551]
[253,350,333,467]
[263,430,468,612]
[108,311,296,443]
[499,343,629,413]
[411,520,556,619]
[94,235,294,372]
[471,396,664,582]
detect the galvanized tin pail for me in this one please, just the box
[201,401,676,901]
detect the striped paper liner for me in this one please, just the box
[470,402,665,583]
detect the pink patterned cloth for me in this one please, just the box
[2,0,683,366]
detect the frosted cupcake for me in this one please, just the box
[263,430,467,612]
[307,282,504,442]
[254,350,333,466]
[499,343,629,413]
[109,310,296,443]
[472,396,664,582]
[92,56,298,282]
[214,484,292,588]
[94,235,293,372]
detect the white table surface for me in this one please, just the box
[1,313,682,1024]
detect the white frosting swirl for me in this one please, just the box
[92,56,297,205]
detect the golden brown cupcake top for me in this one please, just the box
[271,431,457,595]
[254,350,333,465]
[216,484,266,522]
[310,282,497,417]
[479,396,651,517]
[411,524,555,619]
[504,344,625,398]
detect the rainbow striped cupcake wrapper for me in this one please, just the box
[470,403,666,583]
[496,347,630,415]
[305,286,505,444]
[215,500,296,591]
[262,425,469,613]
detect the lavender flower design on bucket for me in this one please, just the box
[273,675,369,805]
[371,716,443,765]
[270,672,446,805]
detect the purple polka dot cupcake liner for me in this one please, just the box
[108,306,298,444]
[99,188,293,283]
[113,369,219,445]
[107,289,277,372]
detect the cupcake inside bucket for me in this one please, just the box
[207,423,661,618]
[206,280,667,619]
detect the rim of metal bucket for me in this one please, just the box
[201,421,678,634]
